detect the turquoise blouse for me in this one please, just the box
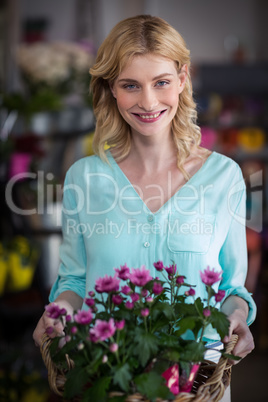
[49,151,256,341]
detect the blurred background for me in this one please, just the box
[0,0,268,401]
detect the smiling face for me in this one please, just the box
[111,54,187,141]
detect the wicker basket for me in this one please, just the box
[40,334,238,402]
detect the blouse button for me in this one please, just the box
[144,242,150,248]
[147,215,154,222]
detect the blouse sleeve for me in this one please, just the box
[49,169,87,302]
[218,167,257,325]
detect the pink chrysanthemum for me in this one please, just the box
[152,282,164,295]
[185,288,196,296]
[141,289,148,297]
[165,264,177,276]
[200,267,222,286]
[141,308,149,317]
[115,320,125,330]
[95,274,120,293]
[130,293,140,303]
[153,261,164,271]
[112,294,123,305]
[125,301,135,310]
[215,289,225,302]
[45,303,66,319]
[114,263,130,280]
[129,266,152,287]
[93,318,116,341]
[74,310,93,325]
[203,308,211,317]
[85,298,95,307]
[121,285,131,295]
[109,343,118,353]
[176,276,184,285]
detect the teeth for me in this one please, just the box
[139,112,161,119]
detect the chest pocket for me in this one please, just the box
[167,213,216,254]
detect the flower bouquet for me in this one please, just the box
[41,263,239,402]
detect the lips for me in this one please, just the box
[132,110,166,121]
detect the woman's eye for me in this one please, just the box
[156,80,169,87]
[123,84,138,90]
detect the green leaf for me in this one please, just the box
[221,353,241,361]
[108,396,126,402]
[210,310,230,339]
[112,363,132,392]
[152,302,175,321]
[179,341,206,363]
[64,366,90,399]
[134,329,159,367]
[134,372,174,401]
[174,317,196,337]
[81,376,111,402]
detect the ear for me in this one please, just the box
[109,83,116,98]
[178,64,188,93]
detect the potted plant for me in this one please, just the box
[43,263,238,401]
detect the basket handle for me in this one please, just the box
[197,334,238,401]
[40,333,70,396]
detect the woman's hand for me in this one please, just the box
[223,308,255,364]
[33,291,83,347]
[221,295,255,364]
[33,308,65,347]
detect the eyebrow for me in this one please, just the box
[117,73,174,83]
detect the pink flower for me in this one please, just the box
[125,301,134,309]
[141,308,149,317]
[121,285,131,295]
[203,309,211,317]
[112,294,123,305]
[95,274,120,293]
[146,296,154,303]
[74,310,93,325]
[130,293,140,303]
[66,314,72,322]
[89,329,99,343]
[114,263,130,280]
[71,326,78,334]
[129,266,152,287]
[176,276,184,285]
[85,298,95,307]
[165,264,177,276]
[200,267,222,286]
[45,303,65,319]
[45,326,54,335]
[93,319,116,341]
[102,355,108,363]
[141,289,148,297]
[153,261,164,271]
[109,343,118,353]
[152,282,164,295]
[185,288,195,296]
[215,289,225,302]
[115,320,125,330]
[88,291,95,297]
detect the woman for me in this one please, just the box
[33,15,256,400]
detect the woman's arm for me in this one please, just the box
[33,290,83,346]
[221,295,254,364]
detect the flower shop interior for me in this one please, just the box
[1,0,268,401]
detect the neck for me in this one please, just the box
[128,133,178,173]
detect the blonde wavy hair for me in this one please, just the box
[90,15,201,177]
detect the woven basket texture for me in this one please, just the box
[40,334,238,402]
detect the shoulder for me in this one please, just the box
[66,154,112,180]
[209,151,242,176]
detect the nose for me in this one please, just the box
[138,87,158,111]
